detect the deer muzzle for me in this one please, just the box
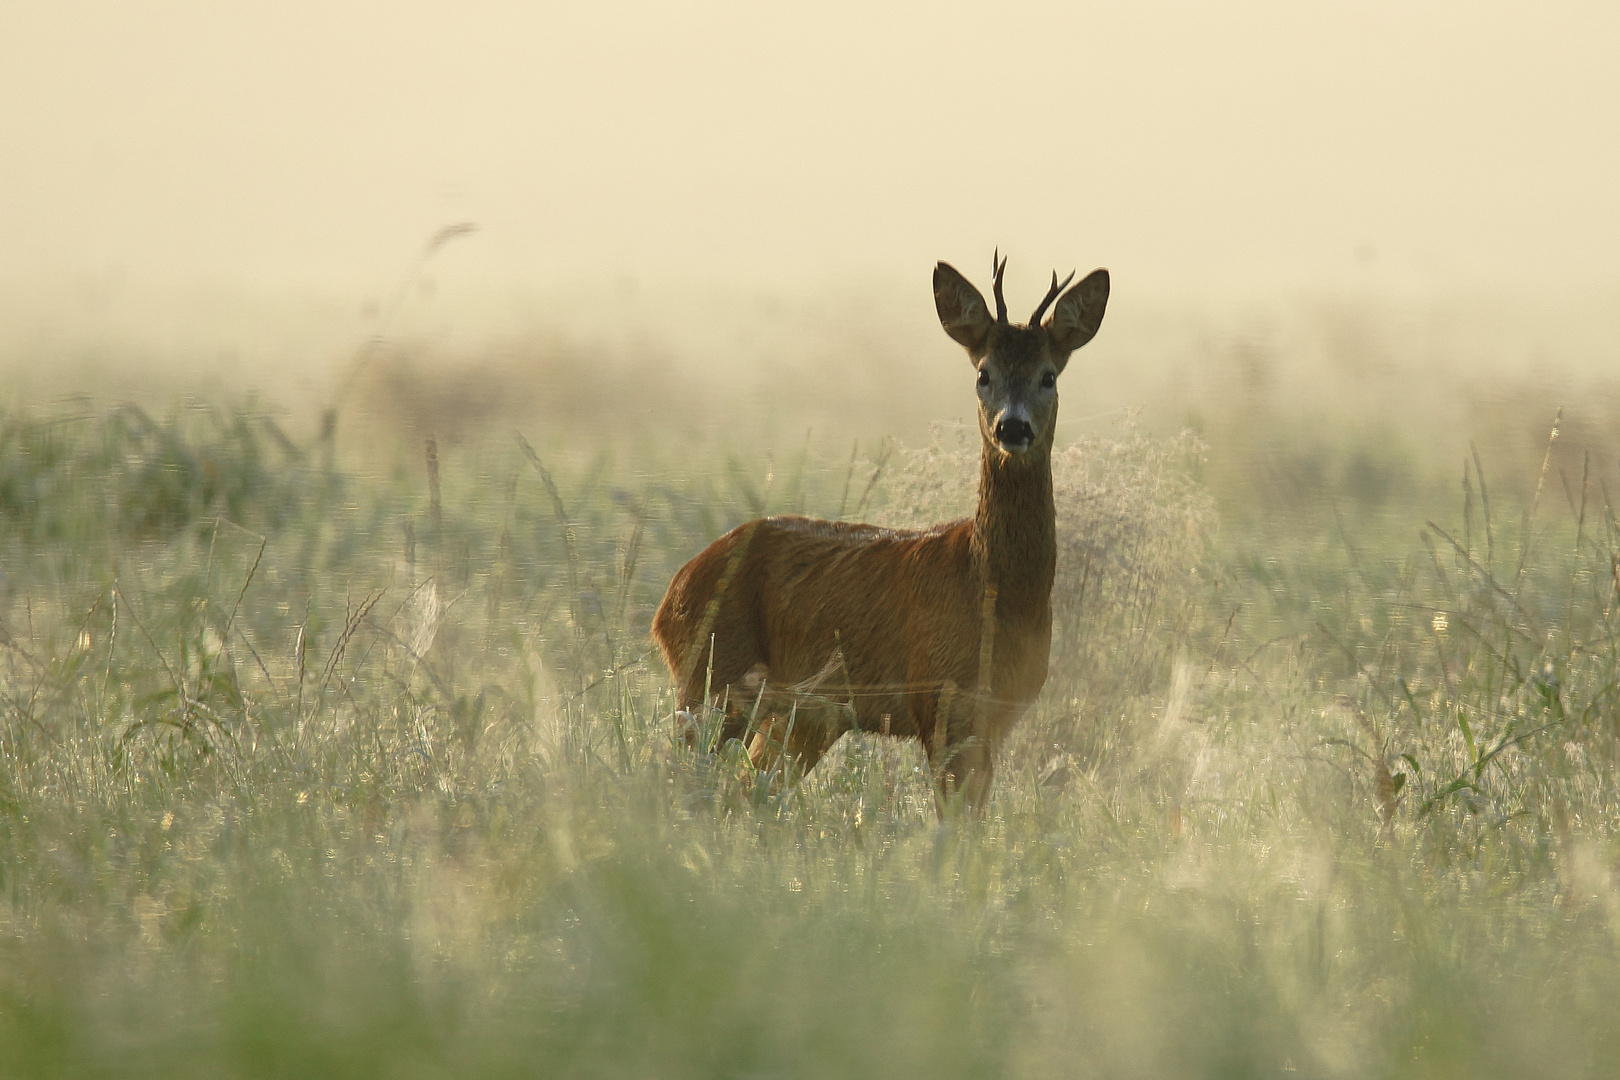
[993,414,1035,453]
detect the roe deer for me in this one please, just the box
[652,254,1109,815]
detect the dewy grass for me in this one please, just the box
[2,401,1620,1078]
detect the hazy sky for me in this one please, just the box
[3,1,1619,308]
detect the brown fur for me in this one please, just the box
[652,256,1110,815]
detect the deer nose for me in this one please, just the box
[994,416,1034,448]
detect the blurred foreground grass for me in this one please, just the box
[3,399,1620,1078]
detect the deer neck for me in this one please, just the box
[970,435,1056,613]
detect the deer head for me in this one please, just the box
[933,253,1110,457]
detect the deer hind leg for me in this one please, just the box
[668,599,768,746]
[719,664,774,762]
[660,520,766,713]
[696,662,766,753]
[736,663,850,779]
[672,644,765,750]
[742,712,842,790]
[752,698,846,777]
[671,645,769,752]
[677,628,766,711]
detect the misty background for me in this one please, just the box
[2,1,1618,491]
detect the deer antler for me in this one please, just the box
[991,249,1009,324]
[1030,269,1076,327]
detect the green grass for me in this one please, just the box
[3,399,1620,1078]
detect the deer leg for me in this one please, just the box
[924,681,960,818]
[675,643,767,750]
[737,648,852,775]
[738,681,848,784]
[780,699,845,777]
[931,736,994,817]
[954,737,995,815]
[680,630,767,711]
[715,664,771,751]
[925,683,996,818]
[746,713,787,770]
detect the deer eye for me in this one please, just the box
[1040,371,1056,389]
[976,368,990,389]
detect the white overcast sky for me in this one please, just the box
[2,1,1618,309]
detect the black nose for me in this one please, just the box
[995,417,1034,445]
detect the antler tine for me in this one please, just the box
[1030,269,1076,326]
[991,249,1009,324]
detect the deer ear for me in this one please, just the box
[1048,268,1109,360]
[933,262,993,356]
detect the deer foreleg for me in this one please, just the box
[953,737,995,814]
[926,681,999,818]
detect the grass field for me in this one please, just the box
[4,366,1620,1077]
